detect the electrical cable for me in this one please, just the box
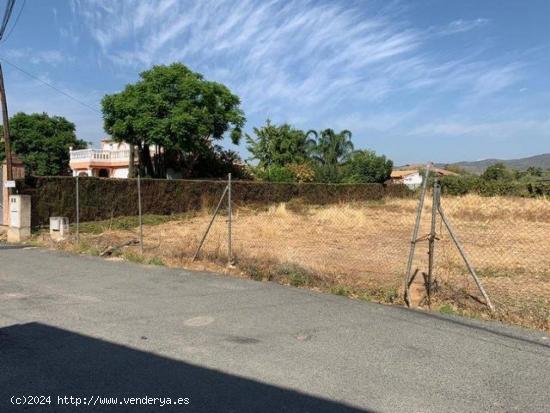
[0,56,102,114]
[1,0,24,43]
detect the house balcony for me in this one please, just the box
[69,148,137,178]
[69,148,133,163]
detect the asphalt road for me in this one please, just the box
[0,247,549,412]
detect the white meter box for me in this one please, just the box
[9,195,31,229]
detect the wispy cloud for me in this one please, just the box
[439,18,490,35]
[4,48,74,66]
[409,116,550,139]
[70,0,519,123]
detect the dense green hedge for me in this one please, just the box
[438,175,549,197]
[16,176,413,227]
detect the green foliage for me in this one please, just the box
[342,150,393,183]
[439,162,547,197]
[287,163,316,183]
[246,122,395,184]
[313,163,343,183]
[246,120,313,168]
[439,175,481,195]
[277,263,311,287]
[439,304,456,315]
[102,63,245,177]
[147,257,165,266]
[307,128,356,183]
[0,112,86,176]
[19,176,410,227]
[482,163,513,181]
[255,164,296,182]
[309,129,354,167]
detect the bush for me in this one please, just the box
[257,165,295,182]
[342,150,393,184]
[287,163,316,183]
[439,175,480,195]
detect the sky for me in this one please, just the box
[1,0,549,165]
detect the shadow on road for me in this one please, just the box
[0,322,374,412]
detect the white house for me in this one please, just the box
[390,170,423,189]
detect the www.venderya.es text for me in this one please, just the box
[10,395,190,407]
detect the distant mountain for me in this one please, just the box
[445,153,550,174]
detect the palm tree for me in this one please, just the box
[310,129,354,167]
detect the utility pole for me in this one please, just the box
[0,62,13,181]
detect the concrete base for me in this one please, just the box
[7,227,31,243]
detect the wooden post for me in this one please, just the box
[0,63,13,183]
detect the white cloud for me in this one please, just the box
[439,18,490,35]
[70,1,519,117]
[4,48,74,66]
[409,117,550,139]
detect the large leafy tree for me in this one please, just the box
[246,120,314,168]
[0,112,86,176]
[102,63,245,178]
[342,150,393,183]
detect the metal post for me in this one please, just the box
[192,185,229,261]
[426,182,440,304]
[438,205,495,312]
[403,163,432,306]
[227,173,233,265]
[137,174,143,255]
[76,175,80,243]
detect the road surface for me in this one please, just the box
[1,246,549,412]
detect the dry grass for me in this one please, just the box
[38,194,550,331]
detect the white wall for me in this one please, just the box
[403,172,422,189]
[111,168,129,178]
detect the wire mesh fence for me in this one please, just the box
[19,174,550,329]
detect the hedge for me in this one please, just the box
[438,175,548,197]
[16,176,413,227]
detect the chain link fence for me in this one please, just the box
[17,174,550,329]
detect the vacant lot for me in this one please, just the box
[42,194,550,331]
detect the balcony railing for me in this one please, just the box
[70,149,131,162]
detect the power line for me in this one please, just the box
[0,57,102,114]
[0,0,16,40]
[1,0,25,43]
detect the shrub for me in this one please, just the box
[439,175,480,195]
[257,165,295,182]
[342,150,393,184]
[287,163,316,183]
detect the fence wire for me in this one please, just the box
[30,175,550,326]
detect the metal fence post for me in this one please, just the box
[426,181,440,304]
[438,204,495,312]
[227,173,232,265]
[76,175,79,243]
[403,163,432,306]
[192,185,229,261]
[137,173,143,255]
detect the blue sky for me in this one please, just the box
[1,0,549,165]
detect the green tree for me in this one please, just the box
[308,128,354,182]
[0,112,86,176]
[342,150,393,183]
[525,166,543,177]
[246,120,313,168]
[102,63,245,178]
[482,163,513,181]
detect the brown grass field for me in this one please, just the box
[40,194,550,331]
